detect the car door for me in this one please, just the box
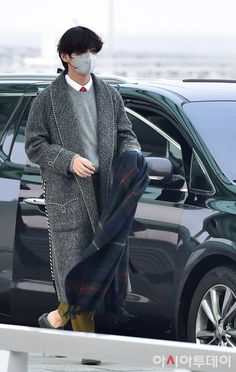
[124,106,188,329]
[5,96,58,324]
[0,92,27,318]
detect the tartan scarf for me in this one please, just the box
[64,150,149,324]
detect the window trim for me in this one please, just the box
[0,93,24,97]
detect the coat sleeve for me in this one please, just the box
[25,91,77,177]
[113,89,141,157]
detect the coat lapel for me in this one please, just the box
[91,73,115,208]
[49,72,115,230]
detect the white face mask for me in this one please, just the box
[71,51,97,75]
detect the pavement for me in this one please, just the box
[28,354,189,371]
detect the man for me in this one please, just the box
[25,25,141,362]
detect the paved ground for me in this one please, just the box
[28,354,189,371]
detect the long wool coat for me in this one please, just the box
[25,71,141,301]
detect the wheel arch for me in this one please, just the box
[175,254,236,341]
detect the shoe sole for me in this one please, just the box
[38,314,47,328]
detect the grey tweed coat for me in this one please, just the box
[25,71,141,301]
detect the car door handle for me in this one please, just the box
[24,197,46,206]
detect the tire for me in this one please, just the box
[187,265,236,347]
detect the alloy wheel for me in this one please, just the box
[195,284,236,347]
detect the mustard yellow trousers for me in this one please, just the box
[57,301,95,332]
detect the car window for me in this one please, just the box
[0,95,20,139]
[183,101,236,183]
[126,108,187,203]
[10,98,39,168]
[126,108,185,176]
[127,111,168,158]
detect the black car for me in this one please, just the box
[1,74,236,348]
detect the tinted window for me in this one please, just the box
[127,110,184,177]
[10,99,39,168]
[10,103,29,165]
[127,112,168,158]
[0,95,20,137]
[127,109,187,203]
[183,101,236,183]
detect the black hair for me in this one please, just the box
[57,26,104,72]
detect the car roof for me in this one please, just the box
[0,73,132,84]
[1,74,236,102]
[0,73,134,94]
[134,78,236,102]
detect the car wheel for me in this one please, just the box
[187,265,236,347]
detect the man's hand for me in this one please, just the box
[72,155,96,177]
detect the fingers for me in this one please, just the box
[78,166,93,177]
[74,168,90,177]
[74,165,93,177]
[83,159,96,172]
[73,156,96,178]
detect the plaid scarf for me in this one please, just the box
[64,150,149,324]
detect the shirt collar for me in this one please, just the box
[65,74,93,92]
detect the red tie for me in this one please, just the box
[80,86,87,92]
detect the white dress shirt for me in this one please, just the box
[65,74,93,91]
